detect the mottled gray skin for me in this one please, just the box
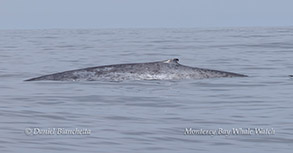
[25,58,247,81]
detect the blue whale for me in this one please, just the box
[25,58,247,81]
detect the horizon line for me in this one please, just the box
[0,25,293,31]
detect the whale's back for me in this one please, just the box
[25,59,247,81]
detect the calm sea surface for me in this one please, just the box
[0,27,293,153]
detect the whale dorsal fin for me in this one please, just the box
[163,58,179,64]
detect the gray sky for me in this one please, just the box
[0,0,292,29]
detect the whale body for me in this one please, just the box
[25,58,247,81]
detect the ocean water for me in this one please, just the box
[0,27,293,153]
